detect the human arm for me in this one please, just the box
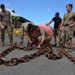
[9,12,14,28]
[0,14,4,29]
[46,17,55,26]
[58,18,62,30]
[59,20,64,31]
[69,22,75,27]
[46,20,53,26]
[25,32,32,44]
[38,29,45,48]
[69,12,75,27]
[38,34,45,48]
[0,22,4,29]
[59,15,65,31]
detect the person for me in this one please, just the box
[46,12,62,47]
[0,4,13,46]
[23,24,53,50]
[20,22,35,49]
[59,4,75,52]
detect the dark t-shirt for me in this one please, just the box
[52,17,62,28]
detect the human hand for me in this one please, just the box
[46,23,49,26]
[59,26,62,32]
[38,45,41,48]
[29,40,32,44]
[1,25,4,29]
[69,24,74,27]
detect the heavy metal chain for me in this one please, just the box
[0,43,75,66]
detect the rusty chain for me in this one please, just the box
[0,43,75,66]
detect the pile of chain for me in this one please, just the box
[0,43,75,66]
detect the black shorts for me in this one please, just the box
[53,28,59,35]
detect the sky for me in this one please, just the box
[0,0,75,27]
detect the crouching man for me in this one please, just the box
[20,22,53,50]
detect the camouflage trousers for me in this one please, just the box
[1,25,13,42]
[20,26,24,44]
[59,26,74,48]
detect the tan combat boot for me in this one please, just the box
[65,47,70,52]
[10,42,13,47]
[20,43,23,49]
[57,47,63,58]
[1,41,5,46]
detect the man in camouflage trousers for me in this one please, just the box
[0,4,13,46]
[20,22,34,49]
[59,4,75,52]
